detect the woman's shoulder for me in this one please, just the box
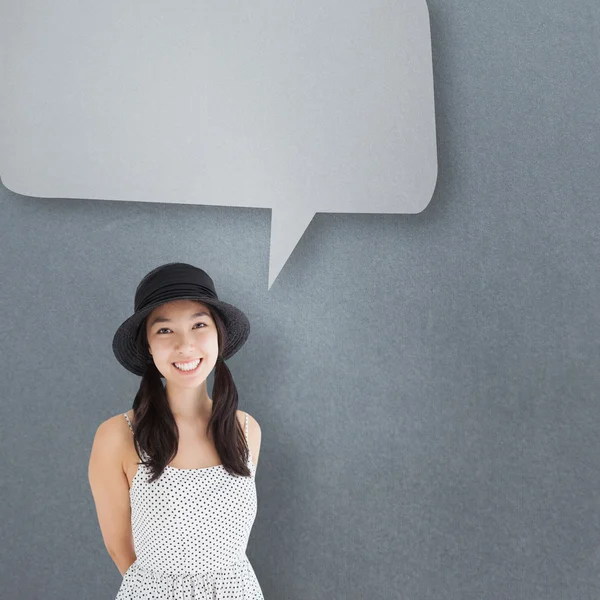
[111,409,256,430]
[115,409,134,428]
[237,409,261,432]
[90,412,134,472]
[94,411,133,443]
[95,410,132,429]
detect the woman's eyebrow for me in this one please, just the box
[149,311,209,327]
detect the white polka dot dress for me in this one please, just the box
[115,412,264,600]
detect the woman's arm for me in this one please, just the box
[88,415,136,575]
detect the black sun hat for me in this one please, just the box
[112,262,250,376]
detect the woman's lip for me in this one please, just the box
[172,358,202,373]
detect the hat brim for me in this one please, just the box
[112,295,250,376]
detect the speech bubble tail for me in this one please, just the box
[267,206,315,290]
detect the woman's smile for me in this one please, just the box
[172,358,202,373]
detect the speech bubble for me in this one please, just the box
[0,0,437,289]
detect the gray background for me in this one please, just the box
[1,1,599,599]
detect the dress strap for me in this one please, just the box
[123,412,134,433]
[244,412,253,464]
[123,412,149,461]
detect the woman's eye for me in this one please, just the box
[157,322,206,334]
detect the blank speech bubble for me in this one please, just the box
[0,0,437,288]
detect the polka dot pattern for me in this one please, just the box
[115,412,264,599]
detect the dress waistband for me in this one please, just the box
[126,555,249,583]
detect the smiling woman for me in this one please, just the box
[88,262,264,600]
[143,302,220,396]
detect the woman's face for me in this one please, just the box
[145,299,219,383]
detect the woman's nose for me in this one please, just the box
[176,342,195,352]
[174,335,195,351]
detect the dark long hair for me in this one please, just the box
[129,304,251,483]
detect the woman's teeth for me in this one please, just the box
[173,359,201,371]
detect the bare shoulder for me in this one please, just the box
[90,412,133,463]
[236,409,262,465]
[104,410,134,439]
[94,411,131,444]
[236,409,259,426]
[236,409,261,435]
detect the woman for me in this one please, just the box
[88,262,264,599]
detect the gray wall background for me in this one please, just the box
[1,1,599,598]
